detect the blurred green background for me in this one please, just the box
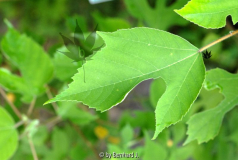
[0,0,238,160]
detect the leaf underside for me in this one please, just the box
[46,27,205,139]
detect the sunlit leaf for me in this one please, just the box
[46,27,205,139]
[175,0,238,28]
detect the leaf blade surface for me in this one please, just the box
[175,0,238,28]
[46,27,205,138]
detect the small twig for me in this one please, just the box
[71,123,101,160]
[82,59,86,83]
[198,29,238,53]
[0,88,22,120]
[45,116,62,128]
[27,135,38,160]
[226,22,238,46]
[45,85,58,112]
[27,97,36,116]
[14,120,25,128]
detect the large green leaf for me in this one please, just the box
[124,0,188,30]
[185,68,238,144]
[46,27,205,139]
[1,21,54,102]
[0,107,18,160]
[175,0,238,28]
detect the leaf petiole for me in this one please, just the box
[198,29,238,53]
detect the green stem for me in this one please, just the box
[198,29,238,53]
[27,135,38,160]
[27,97,36,116]
[0,88,22,120]
[45,85,58,112]
[83,59,86,83]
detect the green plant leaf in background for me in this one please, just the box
[0,53,2,65]
[44,127,70,160]
[66,15,87,33]
[57,101,98,126]
[0,68,30,97]
[0,107,18,160]
[143,132,167,160]
[11,126,49,160]
[121,124,133,148]
[183,87,224,122]
[119,111,155,130]
[92,11,131,32]
[52,46,82,82]
[175,0,238,28]
[149,78,166,108]
[0,20,54,102]
[185,68,238,144]
[46,27,205,139]
[124,0,188,30]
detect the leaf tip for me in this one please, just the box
[96,31,108,38]
[43,99,55,105]
[183,138,191,146]
[4,19,14,29]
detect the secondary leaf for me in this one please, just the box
[185,68,238,144]
[183,87,224,122]
[149,78,166,108]
[0,107,18,160]
[119,111,155,130]
[121,124,133,148]
[44,127,70,160]
[124,0,188,30]
[0,68,30,100]
[175,0,238,28]
[92,11,131,32]
[46,27,205,139]
[1,21,54,102]
[143,132,167,160]
[52,46,82,82]
[57,101,98,126]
